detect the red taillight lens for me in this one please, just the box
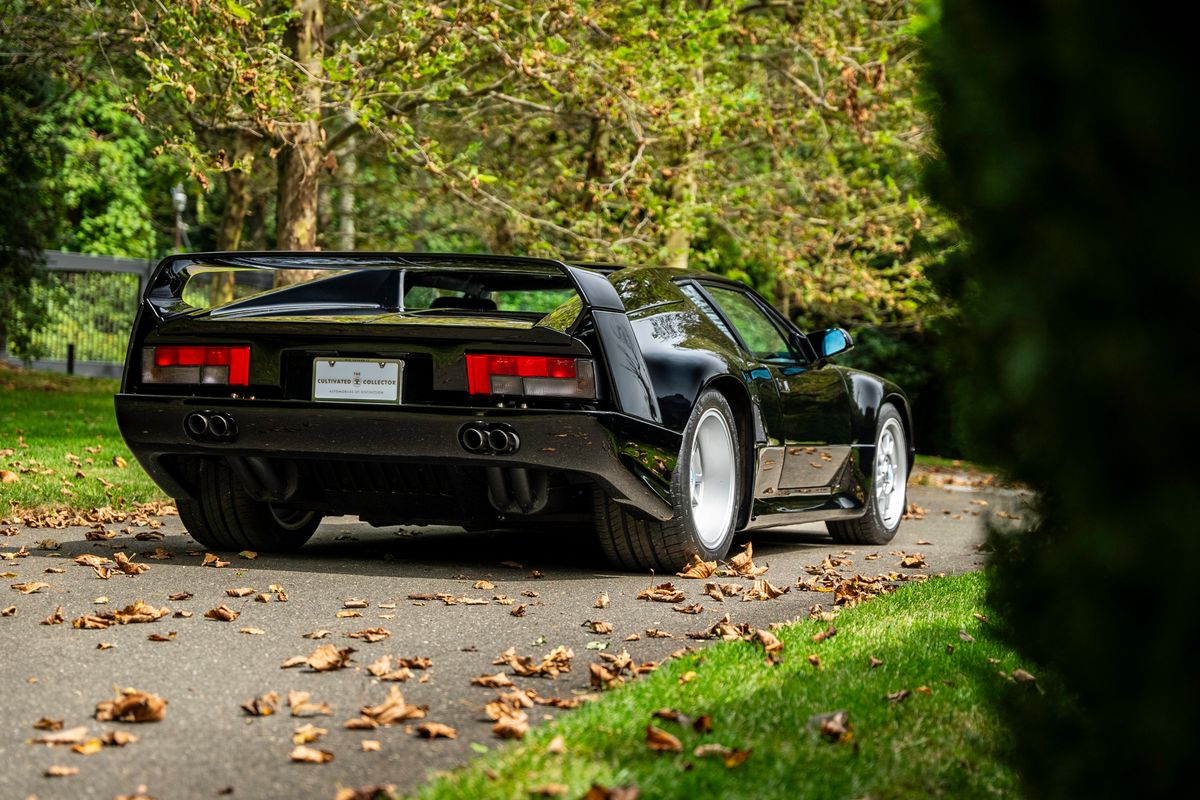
[143,346,250,386]
[466,354,594,398]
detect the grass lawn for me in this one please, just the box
[414,572,1038,800]
[0,364,167,511]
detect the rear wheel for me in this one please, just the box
[828,404,907,545]
[177,460,321,552]
[594,389,741,572]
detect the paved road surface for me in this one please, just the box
[0,477,1026,800]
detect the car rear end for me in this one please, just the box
[116,253,678,541]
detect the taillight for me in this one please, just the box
[466,354,596,399]
[142,346,250,386]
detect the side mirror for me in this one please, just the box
[808,327,854,359]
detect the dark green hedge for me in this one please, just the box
[927,1,1199,795]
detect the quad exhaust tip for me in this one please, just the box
[459,423,520,455]
[184,411,238,443]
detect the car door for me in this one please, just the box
[699,283,853,494]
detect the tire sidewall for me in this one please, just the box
[674,389,741,560]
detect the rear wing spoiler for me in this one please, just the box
[137,251,662,424]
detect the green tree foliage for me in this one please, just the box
[927,0,1198,794]
[0,6,61,354]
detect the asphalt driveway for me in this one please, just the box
[0,475,1027,800]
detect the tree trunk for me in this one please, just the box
[581,116,608,213]
[663,66,704,270]
[211,133,255,306]
[337,148,356,250]
[275,0,325,286]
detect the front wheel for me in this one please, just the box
[828,404,908,545]
[177,460,321,552]
[594,389,741,572]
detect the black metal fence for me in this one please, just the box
[2,251,153,378]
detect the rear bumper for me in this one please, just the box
[114,394,679,521]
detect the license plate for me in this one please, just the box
[312,359,403,404]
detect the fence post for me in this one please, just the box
[66,344,75,375]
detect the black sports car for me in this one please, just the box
[116,252,913,572]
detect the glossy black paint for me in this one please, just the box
[116,252,911,535]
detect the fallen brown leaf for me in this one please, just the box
[11,580,49,594]
[292,723,328,745]
[676,554,716,579]
[41,606,64,625]
[472,672,515,688]
[645,724,682,753]
[637,582,685,603]
[347,627,391,643]
[200,553,229,568]
[584,620,613,635]
[204,605,239,622]
[722,542,768,577]
[32,725,88,745]
[242,691,280,717]
[415,722,457,739]
[306,644,355,672]
[95,689,167,722]
[290,744,334,764]
[225,587,254,598]
[594,591,609,609]
[288,690,333,717]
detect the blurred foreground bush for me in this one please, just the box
[928,0,1198,795]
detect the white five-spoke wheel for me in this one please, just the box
[827,403,908,546]
[873,416,906,530]
[689,408,737,550]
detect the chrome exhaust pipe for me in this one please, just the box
[207,413,230,439]
[487,428,511,453]
[460,426,486,452]
[185,412,209,439]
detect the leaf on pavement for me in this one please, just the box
[11,580,50,594]
[594,591,609,609]
[366,656,413,682]
[742,578,789,601]
[347,627,391,643]
[473,580,495,590]
[636,582,684,603]
[348,685,426,728]
[101,730,138,747]
[335,610,362,618]
[510,603,527,617]
[167,592,192,601]
[645,629,673,639]
[45,765,79,777]
[672,603,703,614]
[288,690,333,717]
[584,620,613,634]
[472,672,514,688]
[416,722,457,739]
[360,739,380,752]
[73,614,113,629]
[74,554,112,568]
[95,689,167,722]
[41,606,64,625]
[33,717,64,731]
[225,587,254,598]
[645,724,682,752]
[1,606,14,616]
[493,645,574,678]
[112,552,148,575]
[32,725,88,745]
[676,555,716,579]
[200,553,229,568]
[306,644,355,672]
[303,629,332,639]
[343,598,369,609]
[290,745,334,764]
[721,542,768,577]
[899,552,927,569]
[147,632,176,642]
[241,691,280,717]
[204,605,239,622]
[292,723,327,745]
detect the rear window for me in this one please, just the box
[166,262,579,324]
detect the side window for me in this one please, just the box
[678,283,737,342]
[704,285,796,361]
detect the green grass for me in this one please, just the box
[914,453,997,474]
[0,365,167,511]
[414,573,1036,800]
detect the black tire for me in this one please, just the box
[828,404,908,545]
[176,460,321,552]
[594,388,741,572]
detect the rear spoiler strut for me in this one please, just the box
[138,251,662,424]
